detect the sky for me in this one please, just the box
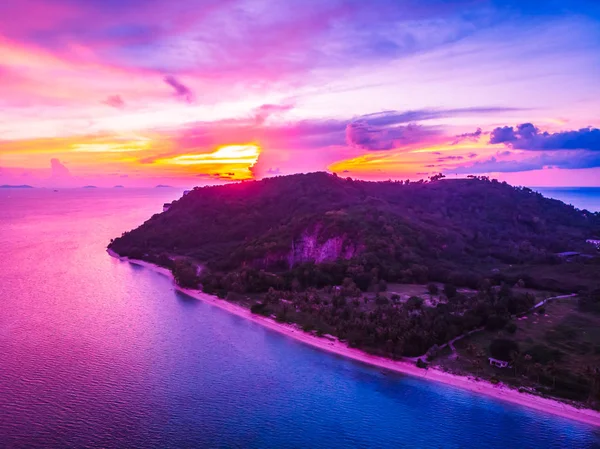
[0,0,599,188]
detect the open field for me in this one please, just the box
[437,297,600,404]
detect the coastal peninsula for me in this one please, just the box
[109,172,600,421]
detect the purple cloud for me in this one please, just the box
[449,151,600,174]
[357,108,517,128]
[490,123,600,151]
[452,127,482,144]
[346,121,437,151]
[164,75,194,103]
[437,155,464,162]
[346,121,394,150]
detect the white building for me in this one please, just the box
[586,239,600,250]
[488,357,510,368]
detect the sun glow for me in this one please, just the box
[167,144,261,165]
[156,144,261,180]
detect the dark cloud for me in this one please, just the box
[490,123,600,151]
[50,158,70,178]
[164,75,194,103]
[103,95,125,109]
[468,152,477,158]
[452,127,482,145]
[346,121,437,151]
[489,126,516,144]
[346,121,393,150]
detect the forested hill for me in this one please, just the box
[109,172,599,291]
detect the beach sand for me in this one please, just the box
[109,250,600,427]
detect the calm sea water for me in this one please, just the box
[1,188,600,448]
[534,187,600,213]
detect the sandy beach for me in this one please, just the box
[109,250,600,427]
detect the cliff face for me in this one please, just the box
[287,229,359,266]
[249,228,361,270]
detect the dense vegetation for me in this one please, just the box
[243,282,537,358]
[110,172,599,293]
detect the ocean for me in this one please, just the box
[534,187,600,213]
[1,188,600,448]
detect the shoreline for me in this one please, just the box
[108,250,600,427]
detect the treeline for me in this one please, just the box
[248,281,534,358]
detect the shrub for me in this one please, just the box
[505,322,517,334]
[250,302,269,316]
[416,358,428,369]
[406,296,424,310]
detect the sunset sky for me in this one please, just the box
[1,0,599,187]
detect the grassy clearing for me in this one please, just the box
[436,297,600,405]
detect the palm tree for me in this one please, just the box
[523,354,532,376]
[466,343,476,356]
[532,363,543,383]
[472,358,483,376]
[585,366,600,404]
[545,361,558,389]
[510,351,525,377]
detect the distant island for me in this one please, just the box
[155,184,173,188]
[109,172,600,414]
[0,184,33,189]
[82,185,97,189]
[113,185,125,188]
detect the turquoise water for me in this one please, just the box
[1,188,599,448]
